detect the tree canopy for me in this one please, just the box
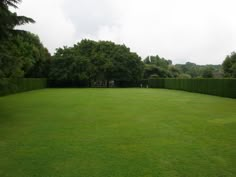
[0,0,50,79]
[0,32,51,78]
[0,0,35,40]
[49,40,144,86]
[222,52,236,78]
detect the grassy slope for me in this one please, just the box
[0,88,235,177]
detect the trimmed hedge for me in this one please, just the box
[48,80,148,88]
[1,78,235,98]
[47,80,149,88]
[0,78,47,96]
[47,80,90,88]
[114,80,139,88]
[149,79,236,98]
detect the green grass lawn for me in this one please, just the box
[0,89,236,177]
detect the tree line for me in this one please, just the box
[1,0,236,86]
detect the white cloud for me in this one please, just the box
[16,0,236,64]
[16,0,77,54]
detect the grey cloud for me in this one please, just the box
[16,0,236,64]
[62,0,117,37]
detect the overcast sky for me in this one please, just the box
[16,0,236,64]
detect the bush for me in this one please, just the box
[0,78,47,96]
[149,78,236,98]
[177,74,192,79]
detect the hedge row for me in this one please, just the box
[48,80,149,88]
[0,78,47,96]
[149,79,236,98]
[114,80,145,88]
[47,80,90,88]
[1,78,235,98]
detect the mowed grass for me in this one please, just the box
[0,89,236,177]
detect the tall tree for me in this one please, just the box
[50,40,144,87]
[222,52,236,78]
[0,32,51,78]
[0,0,50,79]
[143,55,173,78]
[202,67,214,78]
[0,0,35,40]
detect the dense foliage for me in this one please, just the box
[0,0,35,40]
[0,0,50,79]
[176,62,222,78]
[222,52,236,78]
[143,56,173,78]
[143,56,222,79]
[49,40,144,87]
[0,32,51,78]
